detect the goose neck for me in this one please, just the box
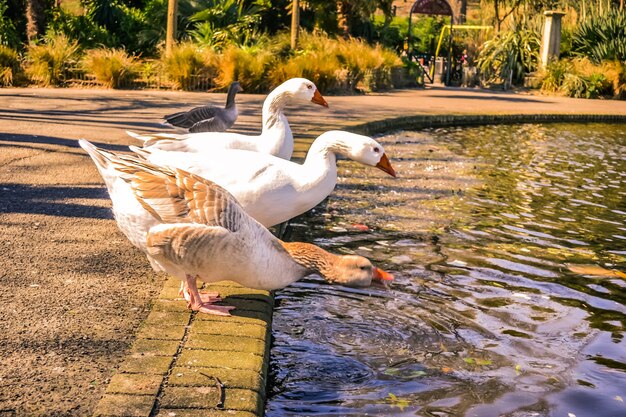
[280,241,338,277]
[304,134,350,165]
[262,88,291,133]
[225,85,238,108]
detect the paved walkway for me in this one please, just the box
[1,86,625,417]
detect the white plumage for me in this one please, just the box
[79,139,393,315]
[131,130,396,227]
[128,78,328,160]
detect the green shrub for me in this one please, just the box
[25,33,79,86]
[82,48,138,88]
[0,44,19,86]
[47,8,112,50]
[160,42,215,90]
[584,73,611,98]
[0,0,19,49]
[188,0,265,50]
[541,59,571,92]
[542,58,617,99]
[572,9,626,63]
[477,29,540,87]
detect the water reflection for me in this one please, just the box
[267,123,626,416]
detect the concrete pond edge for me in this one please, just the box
[350,112,626,136]
[92,111,626,417]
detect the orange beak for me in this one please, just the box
[375,153,396,177]
[372,267,394,282]
[311,89,329,108]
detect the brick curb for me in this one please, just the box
[93,276,272,417]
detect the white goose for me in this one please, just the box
[79,140,393,315]
[131,130,397,228]
[127,78,328,160]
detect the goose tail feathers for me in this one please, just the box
[79,139,114,173]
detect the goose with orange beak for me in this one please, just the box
[80,141,393,316]
[130,130,396,228]
[127,78,329,161]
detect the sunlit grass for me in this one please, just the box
[160,42,217,90]
[82,48,138,88]
[215,45,274,93]
[25,33,79,86]
[0,45,19,86]
[541,57,625,99]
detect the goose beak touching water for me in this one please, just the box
[373,266,394,283]
[79,140,392,315]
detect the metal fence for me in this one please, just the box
[63,68,217,91]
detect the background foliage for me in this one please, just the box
[0,0,624,97]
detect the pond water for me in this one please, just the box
[266,123,626,417]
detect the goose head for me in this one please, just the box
[324,255,394,287]
[229,81,243,94]
[316,131,397,177]
[279,78,328,108]
[281,241,393,287]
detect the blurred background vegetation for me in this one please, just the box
[0,0,624,97]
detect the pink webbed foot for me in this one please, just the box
[183,275,235,316]
[195,304,236,316]
[179,282,221,303]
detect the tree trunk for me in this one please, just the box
[454,0,467,23]
[290,0,300,50]
[494,0,500,31]
[26,0,47,43]
[165,0,178,57]
[337,0,350,36]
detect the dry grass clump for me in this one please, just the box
[540,57,621,99]
[82,48,138,88]
[0,45,20,86]
[160,42,217,90]
[600,60,626,99]
[268,32,401,93]
[214,45,274,92]
[17,32,403,93]
[270,49,342,92]
[25,33,79,86]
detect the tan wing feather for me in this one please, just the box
[95,145,244,231]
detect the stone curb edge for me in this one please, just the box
[350,113,626,136]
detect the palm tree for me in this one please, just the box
[166,0,178,56]
[291,0,299,49]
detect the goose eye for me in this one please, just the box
[307,84,313,89]
[359,265,370,271]
[373,147,380,153]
